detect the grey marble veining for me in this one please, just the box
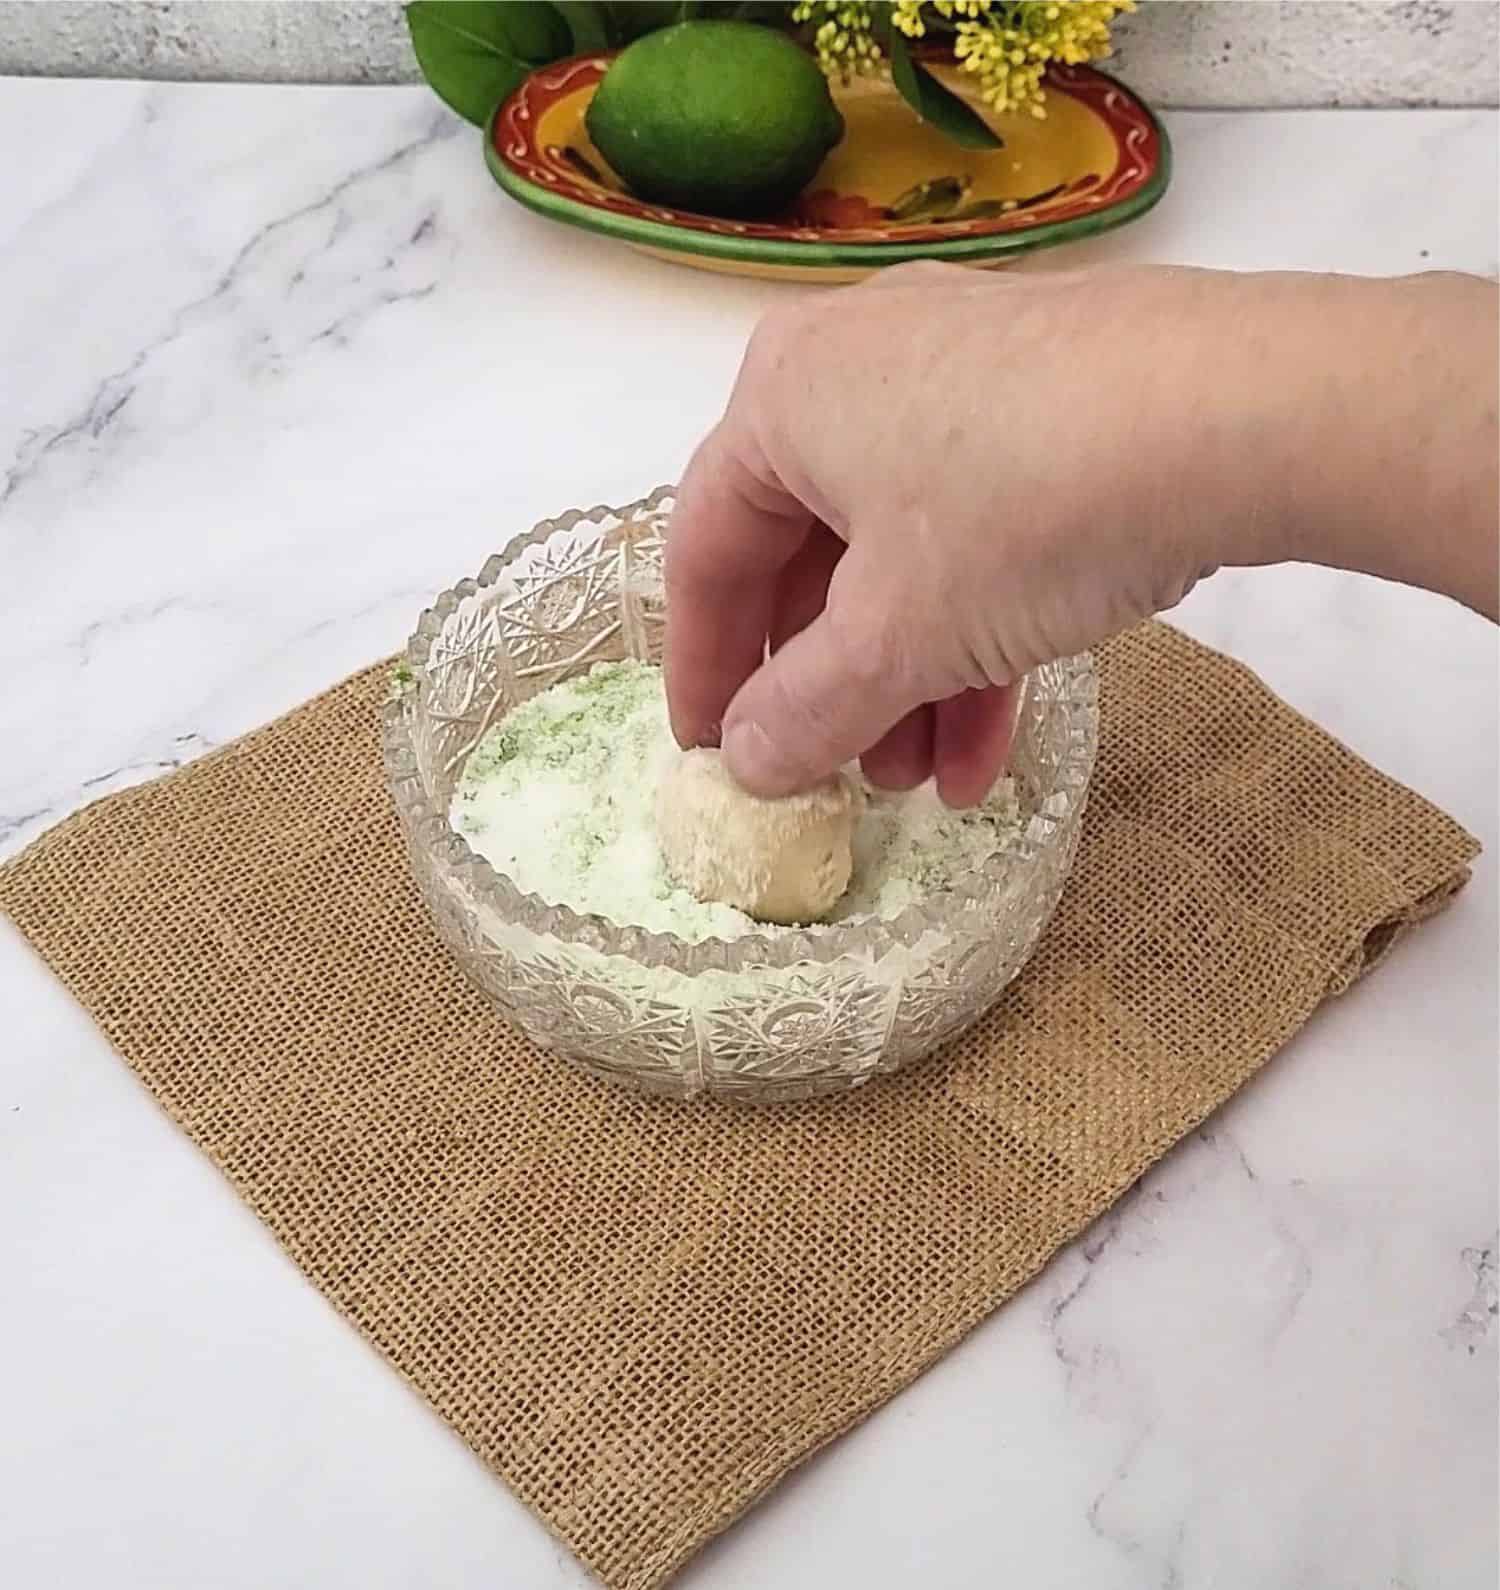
[0,79,1495,1590]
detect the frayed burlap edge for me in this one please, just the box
[0,623,1479,1589]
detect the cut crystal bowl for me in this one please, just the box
[382,487,1098,1101]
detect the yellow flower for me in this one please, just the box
[797,1,1134,118]
[794,0,882,80]
[945,2,1131,115]
[892,0,927,38]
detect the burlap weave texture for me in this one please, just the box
[0,621,1478,1589]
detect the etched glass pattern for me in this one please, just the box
[382,487,1099,1100]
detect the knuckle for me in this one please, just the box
[965,632,1022,690]
[862,259,963,292]
[826,589,912,694]
[763,667,841,759]
[743,304,804,378]
[892,258,950,286]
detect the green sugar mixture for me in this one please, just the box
[452,660,1023,942]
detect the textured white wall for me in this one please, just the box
[0,0,1494,107]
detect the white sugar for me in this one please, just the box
[452,660,1022,941]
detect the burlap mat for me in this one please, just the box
[0,622,1478,1588]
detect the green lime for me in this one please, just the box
[585,21,844,219]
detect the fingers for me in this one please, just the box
[711,543,1018,801]
[860,707,935,790]
[766,527,938,792]
[933,683,1019,808]
[853,259,972,293]
[664,424,814,750]
[769,524,844,654]
[720,554,926,796]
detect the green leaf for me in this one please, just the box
[950,183,1067,221]
[888,34,1003,151]
[944,197,1015,222]
[559,144,607,184]
[404,1,570,128]
[496,1,572,60]
[551,0,613,53]
[603,0,688,40]
[887,176,969,221]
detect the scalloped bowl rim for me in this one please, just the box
[382,486,1099,977]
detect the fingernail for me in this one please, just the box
[673,718,721,751]
[722,719,800,797]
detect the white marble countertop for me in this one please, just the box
[1,79,1495,1590]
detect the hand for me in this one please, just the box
[666,262,1244,804]
[664,263,1497,802]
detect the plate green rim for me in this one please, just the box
[483,69,1171,270]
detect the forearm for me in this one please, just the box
[1225,271,1498,618]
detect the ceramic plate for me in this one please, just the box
[487,56,1169,282]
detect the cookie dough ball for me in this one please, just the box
[655,748,858,925]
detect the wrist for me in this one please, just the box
[1212,272,1498,615]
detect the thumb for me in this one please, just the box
[720,558,925,797]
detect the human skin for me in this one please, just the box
[664,263,1499,805]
